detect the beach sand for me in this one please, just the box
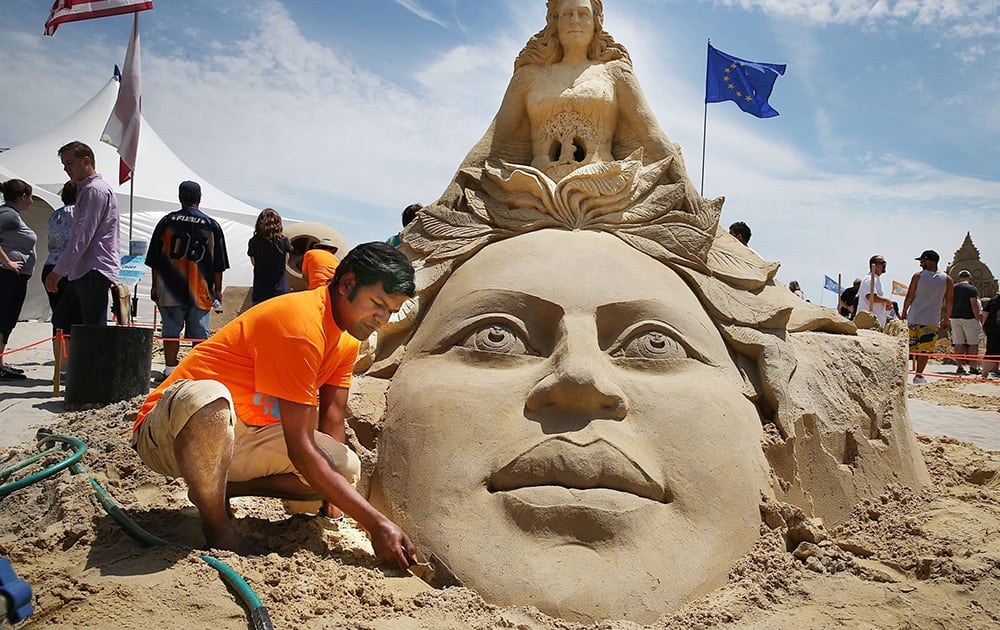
[1,321,998,628]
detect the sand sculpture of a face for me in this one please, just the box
[362,0,929,623]
[375,229,770,621]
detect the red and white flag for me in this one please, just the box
[45,0,153,36]
[101,13,142,184]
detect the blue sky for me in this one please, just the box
[2,0,999,303]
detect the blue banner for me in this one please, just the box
[119,254,146,286]
[706,43,786,118]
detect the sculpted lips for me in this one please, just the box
[488,437,672,504]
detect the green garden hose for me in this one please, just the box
[1,432,273,630]
[0,434,86,498]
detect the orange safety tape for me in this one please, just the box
[0,336,56,358]
[908,351,997,360]
[906,370,998,384]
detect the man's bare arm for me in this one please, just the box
[280,397,415,569]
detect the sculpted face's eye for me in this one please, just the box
[609,323,689,361]
[461,323,534,356]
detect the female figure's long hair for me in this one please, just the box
[249,208,285,255]
[514,0,630,69]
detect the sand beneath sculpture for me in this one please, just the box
[1,386,998,629]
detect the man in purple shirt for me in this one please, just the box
[45,141,120,331]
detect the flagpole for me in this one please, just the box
[700,39,710,196]
[838,273,842,313]
[129,175,134,243]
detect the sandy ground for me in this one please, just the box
[2,321,999,629]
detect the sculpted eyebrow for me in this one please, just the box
[450,289,565,320]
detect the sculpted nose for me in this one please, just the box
[525,318,628,422]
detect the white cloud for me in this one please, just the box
[393,0,449,29]
[706,0,999,37]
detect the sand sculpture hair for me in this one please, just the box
[357,0,929,623]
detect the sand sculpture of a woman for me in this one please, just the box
[359,0,930,623]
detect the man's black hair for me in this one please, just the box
[333,241,416,300]
[728,221,751,244]
[402,203,422,228]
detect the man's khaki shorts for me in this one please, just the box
[132,379,360,486]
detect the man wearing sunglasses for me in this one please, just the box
[858,256,893,329]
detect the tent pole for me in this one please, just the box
[129,175,134,243]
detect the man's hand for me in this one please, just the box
[44,271,64,293]
[280,397,419,570]
[369,516,418,570]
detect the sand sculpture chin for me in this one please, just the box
[359,0,930,623]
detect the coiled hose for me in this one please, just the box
[1,432,273,630]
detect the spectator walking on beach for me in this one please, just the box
[146,181,230,380]
[248,208,292,305]
[0,179,38,380]
[386,203,421,249]
[131,242,418,567]
[839,278,861,319]
[950,270,983,375]
[901,250,953,384]
[42,181,75,313]
[302,238,340,289]
[45,141,120,332]
[857,255,893,329]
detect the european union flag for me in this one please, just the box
[824,276,840,293]
[705,43,786,118]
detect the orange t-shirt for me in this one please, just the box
[302,249,340,290]
[134,286,360,430]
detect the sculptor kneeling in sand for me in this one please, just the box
[132,241,417,570]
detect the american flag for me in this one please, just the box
[45,0,153,36]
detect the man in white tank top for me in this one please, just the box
[901,250,954,384]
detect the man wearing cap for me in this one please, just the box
[901,250,953,384]
[950,269,983,375]
[302,238,340,289]
[146,181,230,379]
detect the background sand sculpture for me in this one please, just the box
[360,0,929,622]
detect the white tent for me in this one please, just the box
[0,73,263,321]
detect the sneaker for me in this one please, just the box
[0,365,26,380]
[912,375,927,384]
[955,366,967,375]
[970,367,982,376]
[4,365,24,375]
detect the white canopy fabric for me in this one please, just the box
[0,74,263,322]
